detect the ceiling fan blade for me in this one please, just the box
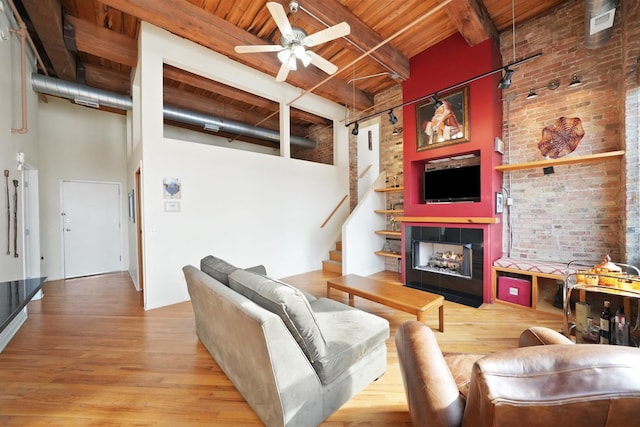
[266,2,293,38]
[307,51,338,75]
[275,62,290,82]
[234,44,283,54]
[303,22,350,47]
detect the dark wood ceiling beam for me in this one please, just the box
[65,15,138,67]
[300,1,410,80]
[163,66,331,126]
[97,0,373,110]
[84,63,132,94]
[21,0,76,80]
[441,0,499,46]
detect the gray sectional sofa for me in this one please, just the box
[182,256,390,427]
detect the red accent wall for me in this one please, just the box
[401,33,504,303]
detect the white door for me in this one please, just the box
[61,181,122,278]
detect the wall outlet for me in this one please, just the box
[506,197,513,206]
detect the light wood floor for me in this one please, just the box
[0,270,564,426]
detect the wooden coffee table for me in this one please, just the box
[327,274,444,332]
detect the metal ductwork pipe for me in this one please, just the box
[30,73,316,148]
[584,0,616,49]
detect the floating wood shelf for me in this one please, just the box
[374,187,404,192]
[375,250,402,259]
[374,209,404,214]
[494,150,625,172]
[375,230,401,237]
[396,216,500,224]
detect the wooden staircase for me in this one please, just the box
[322,241,342,274]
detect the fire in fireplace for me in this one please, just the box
[412,241,472,279]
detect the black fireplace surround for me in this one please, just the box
[405,226,484,307]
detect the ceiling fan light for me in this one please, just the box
[277,49,290,64]
[300,52,312,67]
[287,53,297,70]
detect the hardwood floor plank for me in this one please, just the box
[0,270,563,425]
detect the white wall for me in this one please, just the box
[0,8,40,282]
[37,97,128,280]
[135,23,350,310]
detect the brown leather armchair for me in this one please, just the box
[395,321,640,427]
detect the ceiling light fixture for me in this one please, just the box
[526,88,538,99]
[498,68,514,90]
[391,127,403,136]
[351,121,359,136]
[548,80,560,90]
[429,95,443,109]
[388,110,398,125]
[568,73,582,87]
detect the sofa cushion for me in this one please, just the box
[228,269,327,363]
[310,297,389,384]
[200,255,238,286]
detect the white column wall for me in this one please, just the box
[136,23,349,310]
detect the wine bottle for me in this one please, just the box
[599,300,611,344]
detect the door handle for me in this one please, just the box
[65,228,71,232]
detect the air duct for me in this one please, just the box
[584,0,616,49]
[30,73,316,148]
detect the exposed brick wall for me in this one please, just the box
[498,0,638,264]
[291,123,333,164]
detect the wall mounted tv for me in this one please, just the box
[424,164,481,203]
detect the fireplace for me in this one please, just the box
[412,241,472,279]
[405,226,484,307]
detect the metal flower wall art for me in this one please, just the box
[537,117,585,159]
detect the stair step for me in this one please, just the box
[329,250,342,262]
[322,259,342,274]
[335,241,342,251]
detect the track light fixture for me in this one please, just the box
[568,73,582,87]
[429,94,443,109]
[351,121,359,136]
[388,110,398,125]
[526,88,538,99]
[498,68,514,90]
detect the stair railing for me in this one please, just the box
[321,194,348,228]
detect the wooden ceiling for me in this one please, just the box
[14,0,567,143]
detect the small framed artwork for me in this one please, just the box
[417,86,470,151]
[495,192,504,214]
[128,190,135,222]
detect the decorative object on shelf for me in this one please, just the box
[382,241,391,252]
[12,179,18,258]
[537,117,585,159]
[495,192,504,214]
[417,86,469,151]
[4,170,9,256]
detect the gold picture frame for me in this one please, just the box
[416,86,470,151]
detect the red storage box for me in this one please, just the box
[497,276,531,307]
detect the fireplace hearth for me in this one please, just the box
[405,226,484,307]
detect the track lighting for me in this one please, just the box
[388,110,398,125]
[498,68,514,90]
[568,73,582,87]
[351,121,359,136]
[526,88,538,99]
[429,95,443,109]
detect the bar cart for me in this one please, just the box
[563,260,640,344]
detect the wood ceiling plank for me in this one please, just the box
[98,0,373,110]
[21,0,77,80]
[300,0,410,80]
[441,0,499,46]
[84,63,131,94]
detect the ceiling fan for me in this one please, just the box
[234,1,350,82]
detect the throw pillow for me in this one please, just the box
[200,255,238,286]
[228,269,327,362]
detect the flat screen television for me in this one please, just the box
[424,164,481,203]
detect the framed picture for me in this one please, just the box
[495,192,504,214]
[128,190,135,222]
[416,86,469,151]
